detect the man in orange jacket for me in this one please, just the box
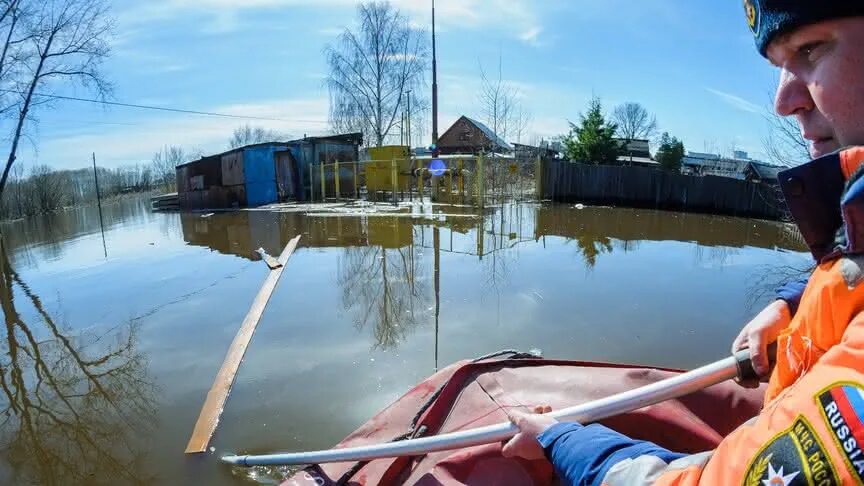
[506,2,864,484]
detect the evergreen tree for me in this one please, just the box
[656,132,685,172]
[562,97,621,165]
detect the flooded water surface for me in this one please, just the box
[0,197,810,485]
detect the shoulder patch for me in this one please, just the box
[817,382,864,483]
[743,416,839,486]
[840,256,864,289]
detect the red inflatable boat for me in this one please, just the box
[283,352,765,485]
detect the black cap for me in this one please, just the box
[744,0,864,57]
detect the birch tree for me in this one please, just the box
[325,1,428,147]
[478,58,531,145]
[0,0,112,197]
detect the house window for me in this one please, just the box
[459,130,471,142]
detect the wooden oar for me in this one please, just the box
[222,347,764,466]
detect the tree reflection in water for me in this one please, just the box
[0,242,156,485]
[338,243,430,350]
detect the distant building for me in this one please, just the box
[681,150,782,180]
[512,142,560,160]
[615,139,651,158]
[743,161,783,184]
[437,116,513,155]
[614,138,658,168]
[176,133,362,209]
[682,152,747,178]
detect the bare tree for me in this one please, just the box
[511,105,533,145]
[325,1,428,147]
[703,138,720,156]
[0,1,31,118]
[612,102,657,141]
[478,58,520,144]
[151,145,185,191]
[28,164,65,212]
[0,0,113,197]
[228,124,285,149]
[763,104,810,167]
[8,160,22,215]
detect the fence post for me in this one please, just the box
[320,162,326,201]
[416,158,423,197]
[448,163,454,203]
[354,161,359,199]
[391,159,398,205]
[309,163,314,202]
[478,154,485,209]
[334,160,341,199]
[457,159,464,197]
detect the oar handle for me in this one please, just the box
[734,341,778,386]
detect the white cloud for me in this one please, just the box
[35,97,330,168]
[705,88,762,115]
[519,27,543,46]
[117,0,543,44]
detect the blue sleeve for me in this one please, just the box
[537,422,684,486]
[775,276,809,315]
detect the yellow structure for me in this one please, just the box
[366,146,413,193]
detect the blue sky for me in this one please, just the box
[16,0,782,170]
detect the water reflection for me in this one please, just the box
[338,244,429,350]
[0,240,157,485]
[1,196,166,270]
[534,205,807,254]
[177,205,808,351]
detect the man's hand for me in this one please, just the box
[502,405,558,461]
[731,299,791,381]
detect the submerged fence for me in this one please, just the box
[308,154,539,206]
[538,160,787,220]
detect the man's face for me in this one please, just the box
[768,17,864,159]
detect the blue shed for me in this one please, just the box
[175,134,363,210]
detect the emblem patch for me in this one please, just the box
[743,0,760,35]
[818,382,864,483]
[743,416,839,486]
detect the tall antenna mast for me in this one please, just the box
[431,0,439,146]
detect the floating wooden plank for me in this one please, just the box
[185,235,302,454]
[254,248,283,270]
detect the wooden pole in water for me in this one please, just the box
[353,161,359,200]
[185,235,302,454]
[92,153,107,258]
[309,164,314,202]
[334,160,341,199]
[320,162,326,201]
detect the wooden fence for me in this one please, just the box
[539,160,787,220]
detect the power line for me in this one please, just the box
[0,89,330,124]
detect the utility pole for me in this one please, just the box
[431,0,439,146]
[92,153,107,258]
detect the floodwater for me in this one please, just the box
[0,196,811,485]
